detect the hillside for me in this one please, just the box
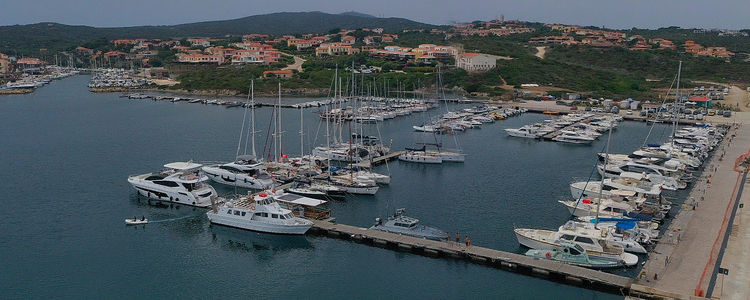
[0,11,434,54]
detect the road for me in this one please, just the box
[535,46,547,59]
[281,53,306,72]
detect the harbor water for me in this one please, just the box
[0,76,677,299]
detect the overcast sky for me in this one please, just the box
[1,0,747,29]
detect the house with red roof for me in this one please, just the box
[263,70,293,79]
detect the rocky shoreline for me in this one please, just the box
[0,89,34,95]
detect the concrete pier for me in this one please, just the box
[307,220,633,293]
[632,119,749,298]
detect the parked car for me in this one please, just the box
[724,111,732,117]
[626,110,633,115]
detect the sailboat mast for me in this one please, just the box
[671,61,682,148]
[251,80,257,157]
[595,126,613,228]
[278,82,283,161]
[236,81,251,158]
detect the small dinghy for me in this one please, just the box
[125,217,148,225]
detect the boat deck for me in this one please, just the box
[309,220,633,293]
[352,151,405,168]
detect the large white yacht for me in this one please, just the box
[202,155,274,189]
[553,130,596,144]
[127,162,219,207]
[206,191,313,235]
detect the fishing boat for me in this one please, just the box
[371,208,446,240]
[206,191,313,235]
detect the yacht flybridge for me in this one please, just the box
[206,191,313,235]
[128,162,219,207]
[202,155,274,189]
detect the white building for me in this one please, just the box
[455,53,497,72]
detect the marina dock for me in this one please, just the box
[308,220,633,293]
[352,151,404,168]
[632,122,750,298]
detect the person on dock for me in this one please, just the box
[445,232,451,242]
[465,236,472,247]
[455,233,460,243]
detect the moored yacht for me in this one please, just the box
[202,155,274,189]
[206,191,313,235]
[127,162,219,207]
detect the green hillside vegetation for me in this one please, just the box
[0,11,434,56]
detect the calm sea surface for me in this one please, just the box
[0,76,678,299]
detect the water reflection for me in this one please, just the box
[210,224,313,255]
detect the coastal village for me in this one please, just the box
[2,11,750,300]
[1,18,744,98]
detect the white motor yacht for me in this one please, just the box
[202,155,274,189]
[127,162,219,207]
[558,220,648,254]
[553,130,596,144]
[505,126,539,138]
[514,228,638,266]
[206,191,313,235]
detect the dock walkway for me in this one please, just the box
[634,122,748,298]
[309,220,632,293]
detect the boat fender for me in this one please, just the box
[545,252,551,259]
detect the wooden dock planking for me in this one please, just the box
[309,220,633,291]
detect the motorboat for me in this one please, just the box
[525,241,624,269]
[125,217,148,225]
[202,155,274,189]
[553,130,596,144]
[505,126,540,138]
[514,228,638,266]
[371,208,446,240]
[206,191,313,235]
[127,162,219,207]
[558,220,648,254]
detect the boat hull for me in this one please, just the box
[207,213,312,235]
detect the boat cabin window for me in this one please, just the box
[241,212,246,216]
[262,213,268,217]
[234,211,241,216]
[255,212,262,217]
[560,234,576,241]
[182,183,197,191]
[227,210,232,214]
[219,166,242,172]
[569,246,582,255]
[279,214,286,219]
[575,237,594,244]
[154,180,179,187]
[272,214,278,219]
